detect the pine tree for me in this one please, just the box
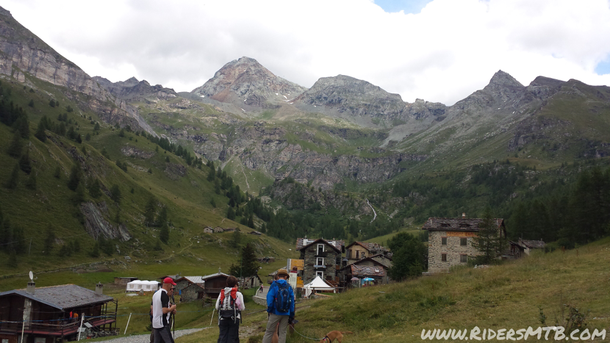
[19,149,31,174]
[67,165,80,191]
[7,131,22,158]
[472,207,504,264]
[110,185,122,204]
[229,243,260,277]
[387,232,426,281]
[88,179,102,198]
[227,207,236,220]
[35,120,47,142]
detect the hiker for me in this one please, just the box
[262,269,295,343]
[152,277,177,343]
[215,275,245,343]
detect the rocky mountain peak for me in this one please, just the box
[191,56,307,111]
[93,76,176,101]
[484,70,524,92]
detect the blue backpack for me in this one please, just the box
[274,282,292,313]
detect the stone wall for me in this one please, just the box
[427,231,480,273]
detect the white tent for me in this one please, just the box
[125,280,160,293]
[303,276,335,298]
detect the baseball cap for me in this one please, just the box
[163,277,177,285]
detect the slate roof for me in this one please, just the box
[349,264,386,277]
[296,238,343,253]
[177,276,205,284]
[201,272,230,281]
[345,241,389,255]
[422,217,504,232]
[518,239,546,249]
[0,284,114,311]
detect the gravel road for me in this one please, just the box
[94,328,209,343]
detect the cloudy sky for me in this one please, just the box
[4,0,610,105]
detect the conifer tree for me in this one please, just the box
[35,120,47,142]
[19,149,31,174]
[229,243,260,277]
[472,207,505,264]
[144,198,157,226]
[67,165,80,191]
[110,184,121,204]
[7,131,22,158]
[88,179,102,198]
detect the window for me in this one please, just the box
[316,271,324,279]
[441,237,447,245]
[460,254,468,263]
[441,253,447,262]
[316,257,324,266]
[317,244,325,255]
[356,251,359,259]
[460,238,467,246]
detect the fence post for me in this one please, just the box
[77,314,85,341]
[124,313,132,334]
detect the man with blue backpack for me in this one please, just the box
[262,269,295,343]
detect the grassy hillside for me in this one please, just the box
[0,78,298,282]
[177,238,610,342]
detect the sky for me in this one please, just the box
[3,0,610,105]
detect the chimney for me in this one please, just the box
[27,281,35,295]
[462,213,466,219]
[95,282,103,295]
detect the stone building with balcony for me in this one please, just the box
[296,238,344,285]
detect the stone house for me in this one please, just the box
[203,227,214,234]
[213,227,225,233]
[509,238,545,258]
[296,238,344,285]
[174,276,205,302]
[338,256,389,288]
[344,242,390,267]
[422,215,506,273]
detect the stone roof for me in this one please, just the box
[176,276,205,285]
[201,272,230,281]
[422,217,504,232]
[349,264,386,277]
[296,238,343,252]
[345,241,389,254]
[518,238,545,249]
[0,284,114,311]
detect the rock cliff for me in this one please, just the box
[0,7,155,135]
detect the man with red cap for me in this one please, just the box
[152,277,177,343]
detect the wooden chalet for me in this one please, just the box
[0,283,117,343]
[201,272,230,299]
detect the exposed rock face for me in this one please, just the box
[80,202,131,241]
[94,76,177,101]
[193,123,426,190]
[121,145,155,159]
[0,7,155,135]
[293,74,446,129]
[191,56,307,111]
